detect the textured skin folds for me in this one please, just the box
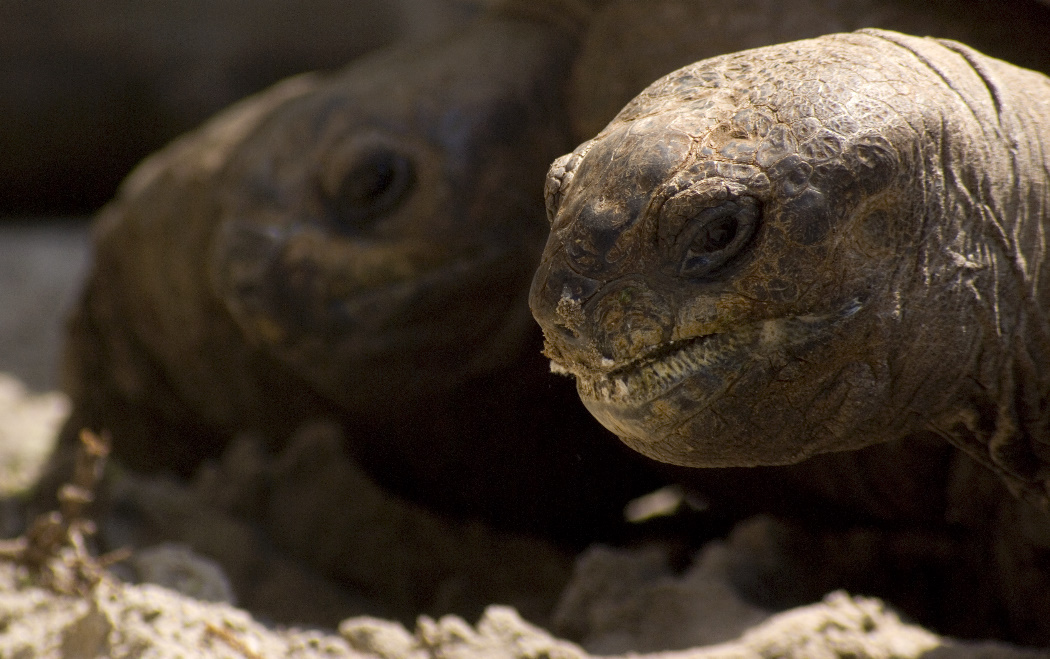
[531,30,1050,505]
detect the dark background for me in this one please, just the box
[0,0,486,217]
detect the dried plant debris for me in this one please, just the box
[0,430,1045,657]
[0,429,129,595]
[101,422,576,627]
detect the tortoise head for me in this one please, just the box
[208,18,576,410]
[530,32,997,468]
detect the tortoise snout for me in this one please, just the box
[530,259,601,346]
[588,279,672,364]
[531,257,672,370]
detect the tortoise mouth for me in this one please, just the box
[606,333,720,379]
[326,248,509,338]
[219,232,525,359]
[576,326,757,406]
[573,301,864,409]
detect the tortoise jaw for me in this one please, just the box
[546,334,717,387]
[576,328,752,406]
[606,334,718,380]
[573,302,864,409]
[324,245,527,353]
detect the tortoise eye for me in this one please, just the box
[692,215,738,252]
[327,148,414,231]
[676,197,759,278]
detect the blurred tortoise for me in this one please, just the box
[55,0,1050,544]
[55,0,669,544]
[530,30,1050,641]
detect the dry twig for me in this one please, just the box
[0,429,128,594]
[203,621,267,659]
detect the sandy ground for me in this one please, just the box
[7,547,1045,659]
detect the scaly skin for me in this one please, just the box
[533,29,1050,643]
[532,30,1050,504]
[568,0,1050,142]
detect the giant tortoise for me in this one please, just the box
[531,28,1050,643]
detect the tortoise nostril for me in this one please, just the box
[554,321,578,340]
[530,261,603,348]
[553,291,587,341]
[590,282,673,364]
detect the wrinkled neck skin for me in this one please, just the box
[530,30,1050,503]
